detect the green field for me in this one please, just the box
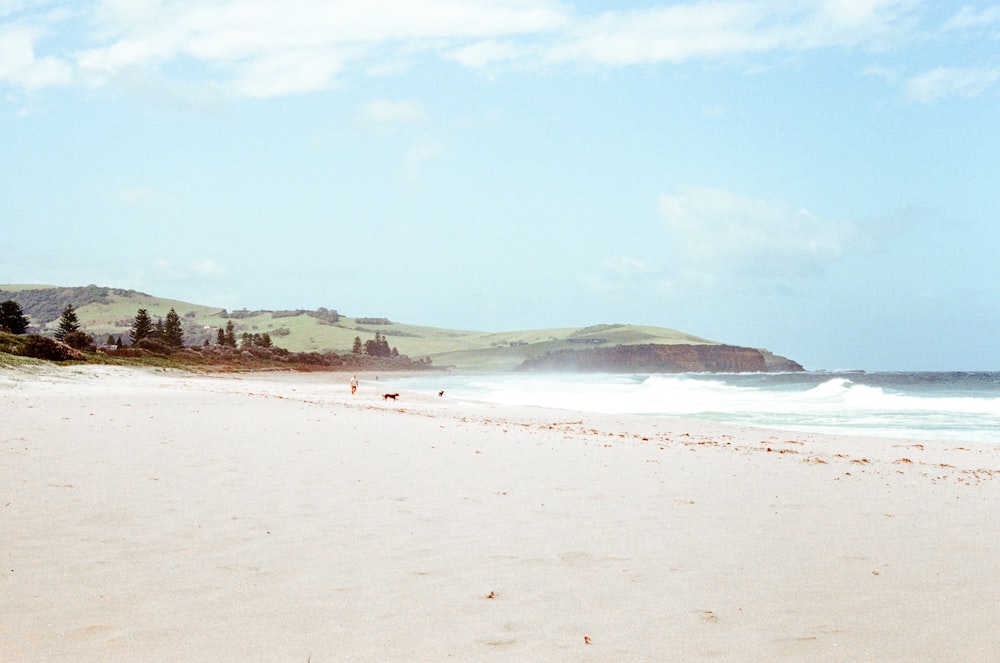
[2,284,721,371]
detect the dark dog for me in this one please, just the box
[382,393,399,401]
[438,390,445,397]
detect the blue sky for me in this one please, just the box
[2,1,999,371]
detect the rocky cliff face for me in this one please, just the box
[518,344,804,373]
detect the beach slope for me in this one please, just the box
[2,366,998,661]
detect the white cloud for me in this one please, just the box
[72,0,568,96]
[153,257,227,279]
[658,185,859,281]
[863,62,900,83]
[190,259,226,277]
[943,5,1000,31]
[548,4,775,66]
[0,24,72,88]
[447,39,532,69]
[544,0,916,67]
[1,0,932,99]
[904,65,1000,102]
[603,255,660,275]
[581,255,670,294]
[227,48,347,98]
[359,98,429,127]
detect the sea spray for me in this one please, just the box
[382,372,1000,444]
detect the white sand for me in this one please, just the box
[2,365,999,661]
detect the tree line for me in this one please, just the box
[352,331,398,358]
[3,298,407,361]
[1,300,186,351]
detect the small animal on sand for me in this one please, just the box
[438,390,445,397]
[382,393,400,401]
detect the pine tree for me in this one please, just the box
[352,336,363,354]
[0,300,29,334]
[224,320,237,347]
[55,305,80,341]
[130,308,153,344]
[163,308,184,347]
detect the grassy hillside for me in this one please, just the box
[1,284,721,371]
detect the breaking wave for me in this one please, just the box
[384,372,1000,443]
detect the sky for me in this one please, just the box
[2,0,999,371]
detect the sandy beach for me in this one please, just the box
[2,365,999,662]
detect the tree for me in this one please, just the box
[224,320,237,347]
[364,332,391,357]
[163,308,184,347]
[64,330,94,351]
[352,336,363,354]
[239,332,274,350]
[0,300,29,334]
[55,305,80,341]
[130,308,153,344]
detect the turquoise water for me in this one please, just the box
[382,372,1000,444]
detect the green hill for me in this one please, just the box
[0,284,748,371]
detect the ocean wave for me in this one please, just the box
[384,372,1000,443]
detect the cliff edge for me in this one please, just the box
[518,343,804,373]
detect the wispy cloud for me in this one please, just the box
[943,5,1000,31]
[657,185,860,283]
[189,259,227,277]
[581,255,670,294]
[483,0,918,68]
[0,23,72,89]
[402,135,444,179]
[112,185,157,204]
[154,257,227,279]
[904,65,1000,102]
[70,0,568,97]
[0,1,936,99]
[358,98,429,127]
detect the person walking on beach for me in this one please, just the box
[350,374,358,396]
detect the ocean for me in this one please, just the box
[382,371,1000,444]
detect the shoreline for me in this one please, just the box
[3,365,999,660]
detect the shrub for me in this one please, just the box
[21,335,84,361]
[63,330,96,351]
[134,337,172,355]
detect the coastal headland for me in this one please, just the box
[2,365,997,661]
[1,284,803,372]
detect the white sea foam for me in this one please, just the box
[385,372,1000,443]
